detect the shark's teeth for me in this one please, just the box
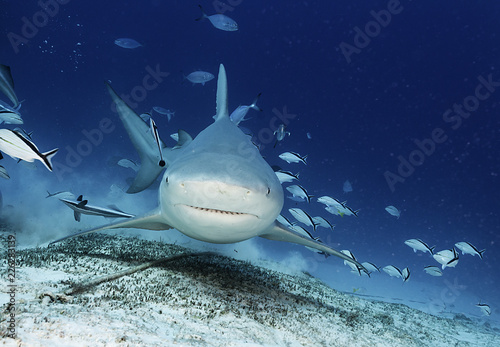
[190,206,245,215]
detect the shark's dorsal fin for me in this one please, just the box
[174,129,193,149]
[214,64,229,121]
[77,200,88,207]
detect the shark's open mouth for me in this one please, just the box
[181,204,258,218]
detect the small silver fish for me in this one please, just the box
[279,151,307,165]
[195,5,238,32]
[230,93,262,125]
[312,216,334,231]
[185,71,214,86]
[286,184,312,203]
[46,191,75,200]
[0,129,58,172]
[153,106,175,122]
[117,158,139,172]
[289,207,317,230]
[423,266,443,277]
[343,180,353,193]
[275,170,299,184]
[455,241,485,259]
[114,38,142,49]
[385,205,401,219]
[433,249,459,270]
[0,100,23,124]
[273,124,290,148]
[476,303,491,316]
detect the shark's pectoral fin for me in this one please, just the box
[49,209,173,246]
[260,221,369,274]
[105,81,166,194]
[126,159,164,193]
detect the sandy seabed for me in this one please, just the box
[1,231,498,347]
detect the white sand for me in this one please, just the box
[1,234,498,346]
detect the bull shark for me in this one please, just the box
[50,64,368,273]
[0,64,19,108]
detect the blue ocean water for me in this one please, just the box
[1,0,499,325]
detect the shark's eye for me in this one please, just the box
[165,176,169,183]
[267,187,271,195]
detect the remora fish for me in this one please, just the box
[455,241,485,259]
[195,5,238,31]
[0,129,58,171]
[230,93,262,126]
[273,124,290,148]
[59,195,135,222]
[0,64,20,107]
[279,151,307,165]
[50,64,368,274]
[149,118,166,167]
[404,238,435,255]
[185,71,215,86]
[433,248,459,270]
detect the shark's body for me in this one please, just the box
[50,65,367,273]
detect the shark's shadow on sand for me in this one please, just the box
[23,234,354,319]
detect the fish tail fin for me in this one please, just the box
[195,5,207,21]
[46,190,52,198]
[430,246,436,255]
[302,154,308,164]
[250,93,262,112]
[479,249,486,259]
[41,148,59,172]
